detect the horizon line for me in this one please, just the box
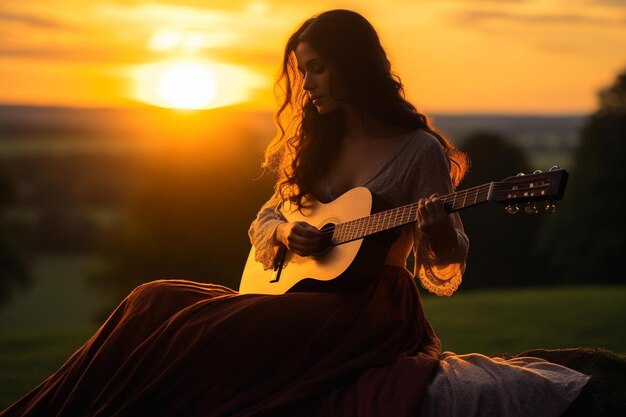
[0,102,591,118]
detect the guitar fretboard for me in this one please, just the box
[332,182,493,244]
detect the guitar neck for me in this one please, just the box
[332,182,493,245]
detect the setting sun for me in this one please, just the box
[157,62,216,109]
[130,59,268,110]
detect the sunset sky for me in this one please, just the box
[1,0,625,114]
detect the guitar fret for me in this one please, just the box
[371,214,376,235]
[373,214,378,234]
[383,211,388,231]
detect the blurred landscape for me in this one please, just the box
[0,101,624,408]
[0,103,600,330]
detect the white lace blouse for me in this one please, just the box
[247,128,469,296]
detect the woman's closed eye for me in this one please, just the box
[298,61,326,76]
[310,63,326,74]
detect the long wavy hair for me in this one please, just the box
[262,9,469,208]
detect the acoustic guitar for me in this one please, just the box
[239,167,568,295]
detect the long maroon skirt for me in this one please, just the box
[1,266,441,417]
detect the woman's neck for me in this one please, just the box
[342,106,412,145]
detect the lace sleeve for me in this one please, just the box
[410,135,469,296]
[247,193,287,270]
[413,214,469,296]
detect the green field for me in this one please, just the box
[1,285,625,410]
[423,286,626,355]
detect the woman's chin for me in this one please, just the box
[315,105,339,116]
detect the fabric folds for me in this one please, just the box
[1,266,440,417]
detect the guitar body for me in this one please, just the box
[239,187,400,295]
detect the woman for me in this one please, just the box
[252,9,469,297]
[1,9,587,417]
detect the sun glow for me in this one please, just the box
[157,62,217,109]
[130,59,268,110]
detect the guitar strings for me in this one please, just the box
[326,187,546,236]
[319,182,553,241]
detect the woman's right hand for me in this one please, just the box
[275,221,323,257]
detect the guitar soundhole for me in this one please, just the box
[312,223,335,259]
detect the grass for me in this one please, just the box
[423,285,626,355]
[1,285,625,410]
[0,255,107,331]
[0,325,96,410]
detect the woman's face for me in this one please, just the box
[294,42,342,115]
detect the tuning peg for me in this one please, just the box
[549,166,560,171]
[545,201,557,214]
[505,204,520,215]
[533,169,542,174]
[524,202,540,215]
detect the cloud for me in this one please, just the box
[597,0,626,7]
[0,1,296,69]
[104,0,253,11]
[455,10,626,28]
[0,10,70,30]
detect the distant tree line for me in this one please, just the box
[457,69,626,288]
[537,69,626,284]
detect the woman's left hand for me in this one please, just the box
[417,193,458,255]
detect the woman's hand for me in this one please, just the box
[417,193,458,256]
[275,221,323,257]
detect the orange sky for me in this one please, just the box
[1,0,625,114]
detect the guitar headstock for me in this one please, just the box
[490,166,568,214]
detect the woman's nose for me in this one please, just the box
[303,74,315,91]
